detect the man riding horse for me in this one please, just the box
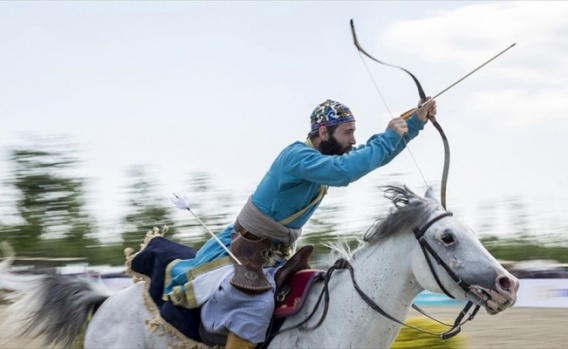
[164,98,437,348]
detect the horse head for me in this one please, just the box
[363,185,519,315]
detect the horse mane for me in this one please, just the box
[327,185,439,262]
[363,185,438,243]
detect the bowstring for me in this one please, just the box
[356,51,429,189]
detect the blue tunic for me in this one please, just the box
[164,115,425,337]
[252,117,424,229]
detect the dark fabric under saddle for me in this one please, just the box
[130,236,203,340]
[129,236,323,345]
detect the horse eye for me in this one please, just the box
[441,231,455,244]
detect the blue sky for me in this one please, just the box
[1,1,567,241]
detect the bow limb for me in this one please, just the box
[350,19,449,210]
[428,116,450,210]
[350,19,427,101]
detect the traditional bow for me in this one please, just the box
[350,19,516,210]
[350,19,450,210]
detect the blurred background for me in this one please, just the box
[1,0,567,290]
[2,137,567,270]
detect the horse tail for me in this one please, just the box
[0,245,113,349]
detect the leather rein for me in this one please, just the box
[277,212,480,340]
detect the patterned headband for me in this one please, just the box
[310,99,355,132]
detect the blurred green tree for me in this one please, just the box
[120,165,178,252]
[299,199,361,265]
[480,234,568,263]
[0,139,98,260]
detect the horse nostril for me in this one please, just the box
[497,275,511,291]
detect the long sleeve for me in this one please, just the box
[285,114,425,186]
[251,113,426,227]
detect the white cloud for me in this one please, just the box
[383,2,568,64]
[380,1,568,126]
[469,87,568,126]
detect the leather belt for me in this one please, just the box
[233,220,290,256]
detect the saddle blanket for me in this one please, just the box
[129,236,323,344]
[130,236,204,339]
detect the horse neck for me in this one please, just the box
[353,232,423,304]
[323,232,422,347]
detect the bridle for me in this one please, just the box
[413,212,469,297]
[411,211,481,339]
[277,211,480,340]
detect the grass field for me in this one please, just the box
[1,306,567,348]
[407,306,568,349]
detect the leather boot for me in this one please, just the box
[225,331,255,349]
[274,244,314,294]
[230,232,273,294]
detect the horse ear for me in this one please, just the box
[424,187,439,203]
[404,186,423,205]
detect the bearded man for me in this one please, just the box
[164,98,436,348]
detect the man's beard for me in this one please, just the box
[320,135,352,156]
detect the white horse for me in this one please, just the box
[0,186,519,349]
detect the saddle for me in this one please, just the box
[274,269,322,318]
